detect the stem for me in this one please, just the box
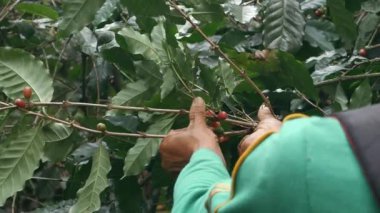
[31,176,66,182]
[12,193,16,213]
[24,109,166,138]
[295,90,326,115]
[315,72,380,87]
[366,24,379,47]
[52,35,73,78]
[168,0,274,115]
[0,101,256,127]
[0,0,20,22]
[29,101,256,127]
[0,104,251,139]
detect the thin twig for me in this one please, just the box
[315,72,380,87]
[295,90,326,115]
[367,24,379,47]
[12,193,16,213]
[52,35,73,78]
[0,101,255,127]
[366,43,380,50]
[16,108,252,138]
[168,0,274,115]
[224,129,252,136]
[31,176,66,182]
[24,109,166,138]
[30,101,256,127]
[0,0,20,22]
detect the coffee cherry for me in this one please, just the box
[217,111,228,120]
[210,121,221,129]
[219,135,230,143]
[214,127,224,136]
[96,123,106,132]
[23,86,32,99]
[15,98,26,108]
[314,9,323,17]
[359,48,367,57]
[206,110,215,118]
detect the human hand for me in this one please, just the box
[238,105,282,155]
[159,97,224,173]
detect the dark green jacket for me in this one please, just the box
[173,116,380,213]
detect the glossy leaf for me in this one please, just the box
[335,83,348,111]
[117,27,162,61]
[59,0,106,37]
[216,60,237,94]
[123,114,177,177]
[160,69,177,99]
[43,139,75,162]
[263,0,305,52]
[42,123,73,143]
[16,2,58,20]
[304,20,339,51]
[350,79,372,109]
[118,22,185,100]
[355,13,380,50]
[300,0,326,10]
[69,143,111,213]
[0,47,53,102]
[327,0,357,48]
[0,126,44,205]
[93,0,118,25]
[362,0,380,13]
[112,80,149,105]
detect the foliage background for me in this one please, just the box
[0,0,379,212]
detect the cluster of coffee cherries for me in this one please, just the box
[14,86,33,108]
[206,110,229,143]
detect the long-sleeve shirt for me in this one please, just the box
[173,116,380,213]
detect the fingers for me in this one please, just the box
[188,97,207,128]
[258,104,275,121]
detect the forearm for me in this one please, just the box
[173,149,231,213]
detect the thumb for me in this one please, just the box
[188,97,207,128]
[258,104,275,121]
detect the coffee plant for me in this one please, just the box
[0,0,379,212]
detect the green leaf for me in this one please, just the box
[120,0,169,17]
[327,0,357,48]
[15,3,59,20]
[362,0,380,13]
[43,139,74,162]
[42,123,73,143]
[276,52,318,99]
[59,0,106,37]
[304,20,338,51]
[0,126,45,205]
[300,0,326,10]
[0,47,54,102]
[119,22,190,100]
[93,0,119,25]
[216,60,237,94]
[335,83,348,111]
[263,0,305,52]
[224,3,258,24]
[117,27,163,61]
[160,69,177,99]
[350,79,372,109]
[355,13,380,50]
[69,143,111,213]
[112,80,149,105]
[123,114,177,177]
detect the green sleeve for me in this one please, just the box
[218,117,379,213]
[173,149,231,213]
